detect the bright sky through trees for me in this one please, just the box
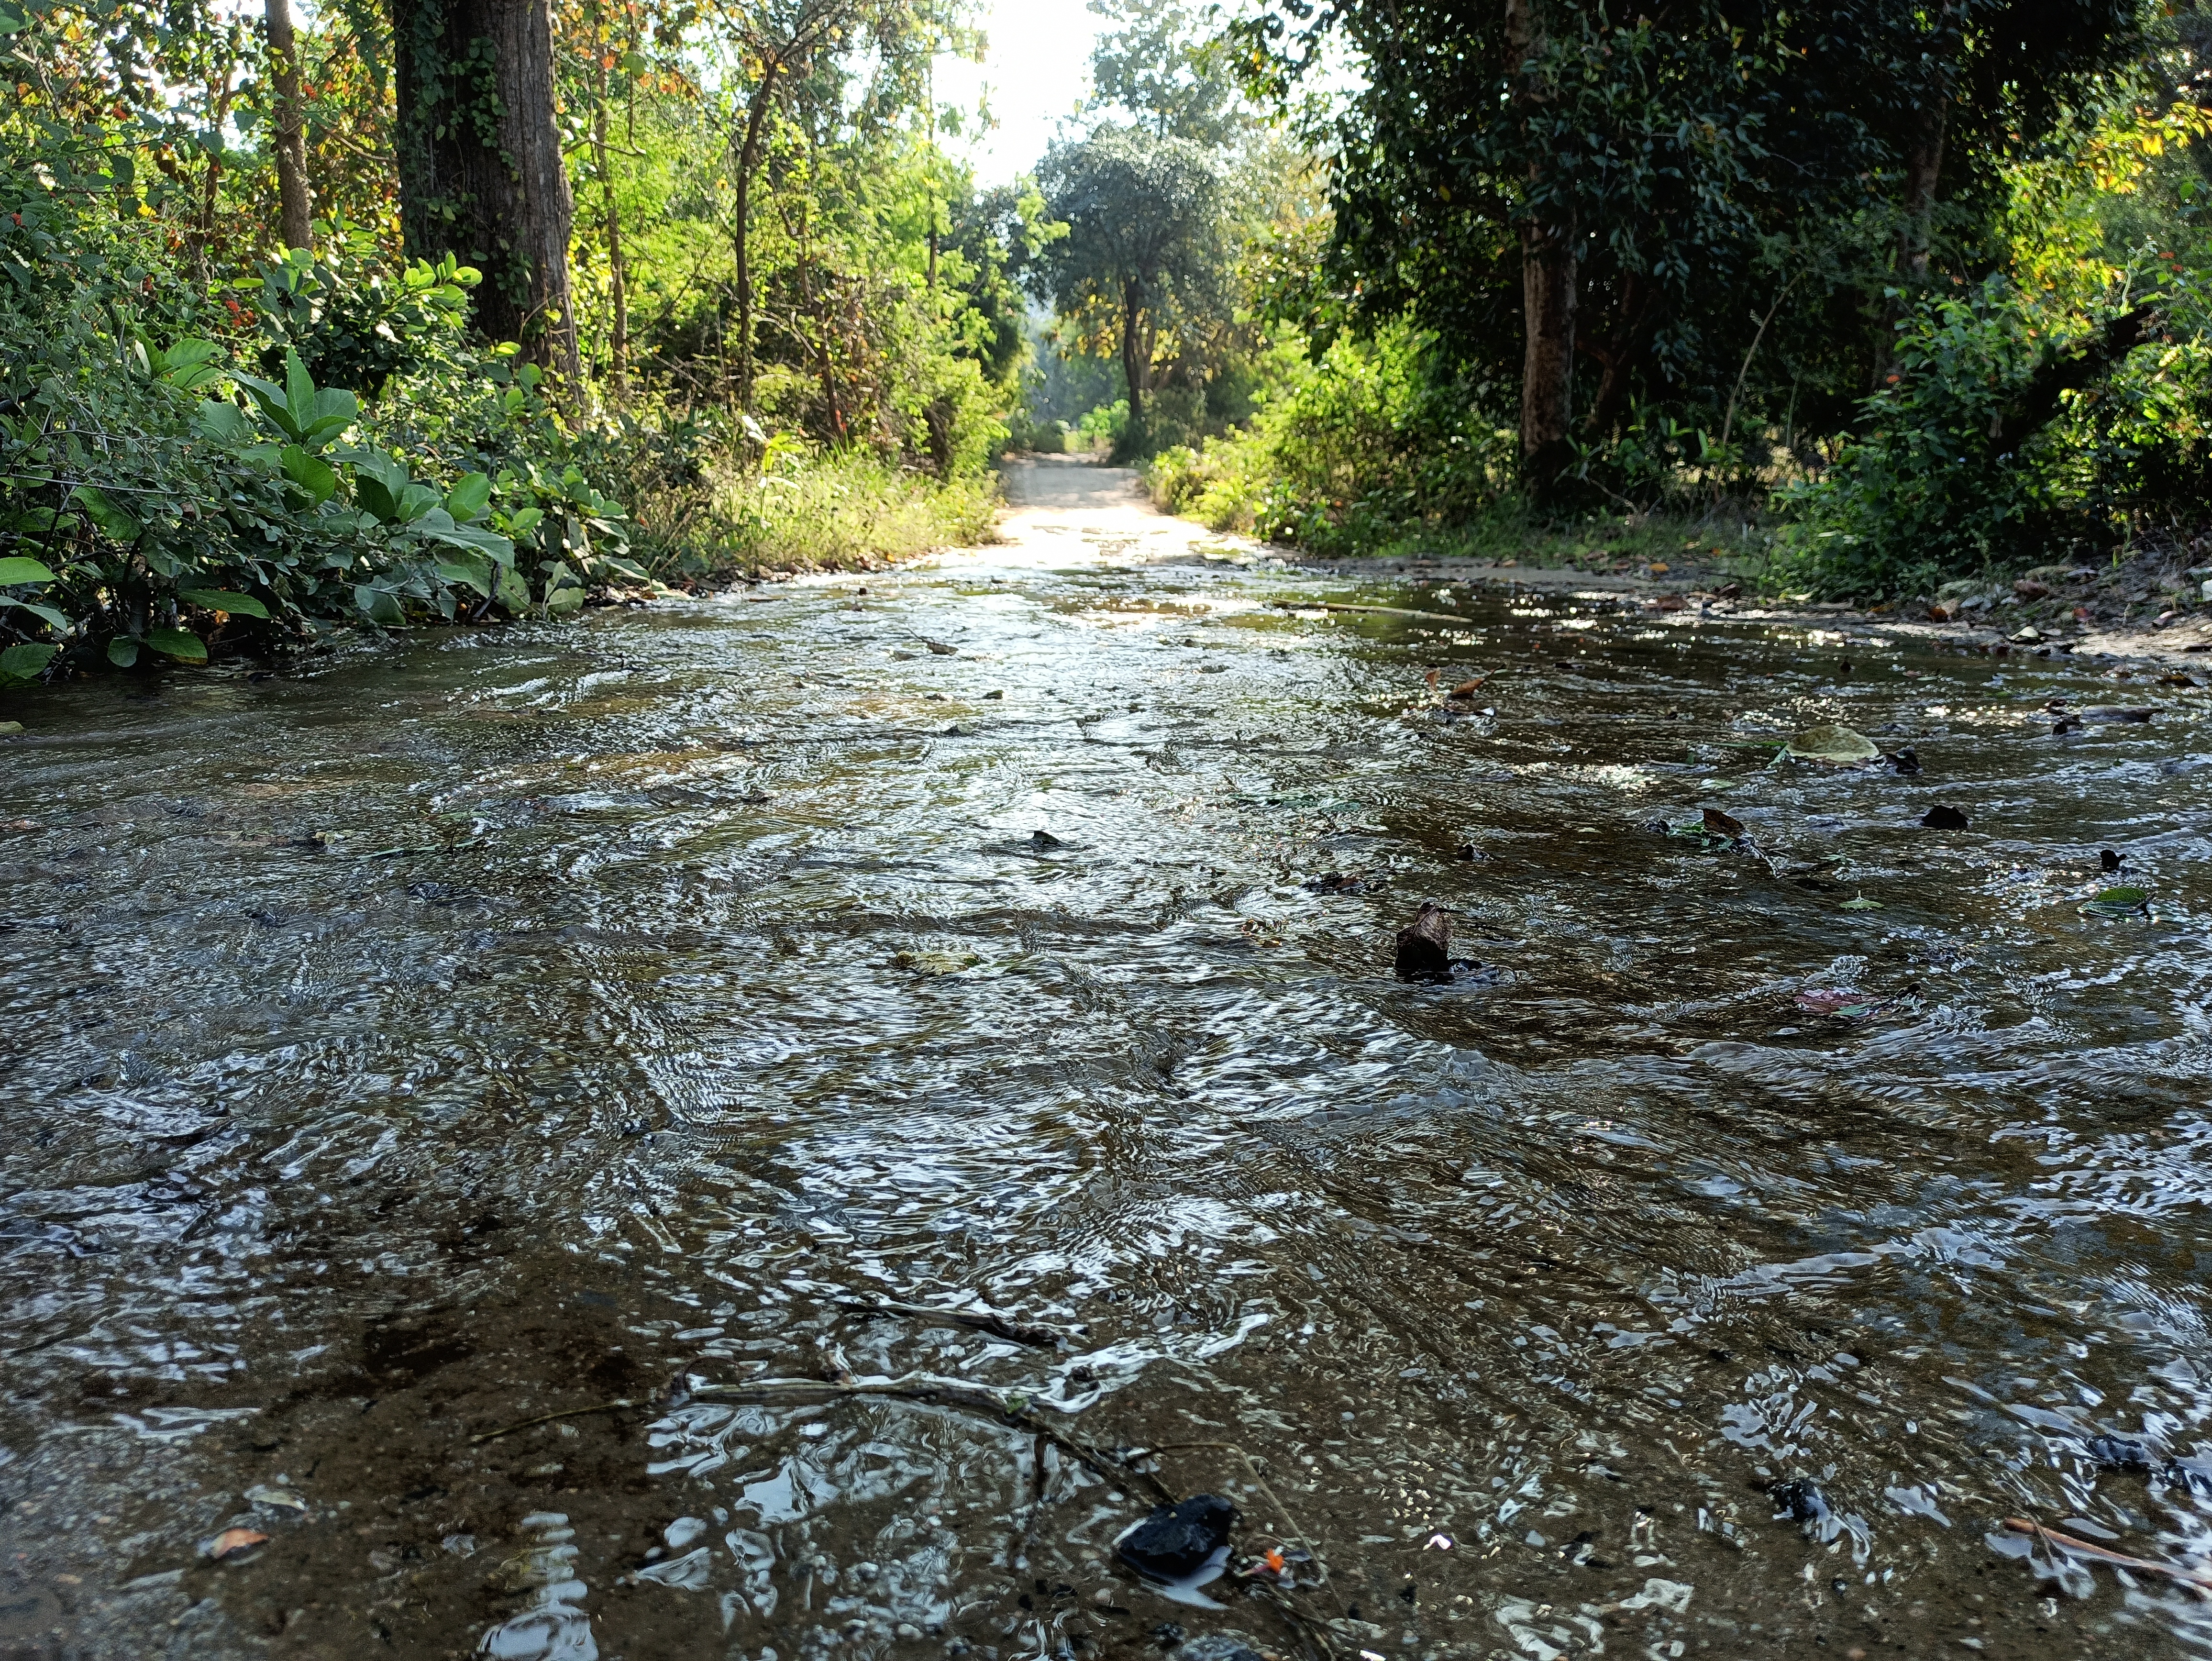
[938,0,1104,185]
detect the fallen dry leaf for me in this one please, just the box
[210,1528,268,1560]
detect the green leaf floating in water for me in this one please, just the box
[1840,893,1883,910]
[2081,886,2150,915]
[1785,724,1881,763]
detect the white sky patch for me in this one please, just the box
[938,0,1106,187]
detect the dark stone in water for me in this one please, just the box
[1029,830,1064,849]
[1888,746,1920,775]
[1118,1495,1236,1581]
[1921,805,1970,830]
[2086,1435,2152,1471]
[2101,848,2123,873]
[1767,1478,1830,1527]
[1395,903,1453,982]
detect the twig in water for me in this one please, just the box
[2003,1517,2212,1594]
[830,1296,1073,1349]
[687,1373,1173,1505]
[472,1398,644,1444]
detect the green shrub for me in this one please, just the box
[1144,321,1515,555]
[1777,266,2211,597]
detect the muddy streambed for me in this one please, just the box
[5,542,2212,1661]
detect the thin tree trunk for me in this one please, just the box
[265,0,312,252]
[592,43,628,397]
[392,0,578,387]
[1874,2,1960,387]
[1505,0,1576,503]
[1120,278,1146,433]
[731,59,782,412]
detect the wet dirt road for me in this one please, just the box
[6,458,2212,1660]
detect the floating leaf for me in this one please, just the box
[1786,724,1881,763]
[209,1528,268,1560]
[2082,886,2150,915]
[1701,806,1745,839]
[1840,893,1883,910]
[146,627,207,663]
[178,588,270,620]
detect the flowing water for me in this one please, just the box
[6,462,2212,1661]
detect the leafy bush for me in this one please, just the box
[1146,322,1515,555]
[1777,266,2208,596]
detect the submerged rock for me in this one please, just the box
[1117,1494,1237,1581]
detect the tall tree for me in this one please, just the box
[1236,0,2141,502]
[263,0,312,252]
[391,0,579,383]
[1031,124,1227,439]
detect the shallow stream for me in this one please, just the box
[6,530,2212,1660]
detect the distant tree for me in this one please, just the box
[1031,124,1228,443]
[1086,0,1246,145]
[1234,0,2143,504]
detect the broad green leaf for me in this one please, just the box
[284,348,316,426]
[0,0,29,38]
[503,506,544,538]
[107,637,140,668]
[0,642,55,685]
[299,387,359,449]
[396,481,442,524]
[146,627,207,663]
[445,472,492,523]
[178,588,271,620]
[233,372,302,442]
[280,444,338,505]
[494,565,532,612]
[354,584,406,625]
[411,508,513,562]
[70,486,141,543]
[0,596,68,631]
[196,399,253,444]
[435,554,494,597]
[0,556,55,586]
[153,338,226,390]
[546,584,587,615]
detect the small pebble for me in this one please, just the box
[896,1624,923,1642]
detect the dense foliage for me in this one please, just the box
[1074,0,2212,596]
[0,0,1030,686]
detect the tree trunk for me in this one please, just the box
[1519,219,1578,494]
[1582,272,1653,440]
[392,0,579,386]
[730,60,782,411]
[1506,0,1576,503]
[1120,278,1147,432]
[265,0,312,252]
[1875,2,1960,386]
